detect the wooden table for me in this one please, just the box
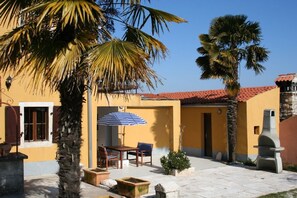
[106,146,138,169]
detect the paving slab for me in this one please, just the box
[3,156,297,197]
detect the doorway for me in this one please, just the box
[97,107,119,147]
[203,113,212,157]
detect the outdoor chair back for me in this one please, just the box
[127,142,153,166]
[98,146,119,170]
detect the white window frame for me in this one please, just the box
[19,102,54,148]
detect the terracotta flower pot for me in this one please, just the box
[116,177,150,198]
[83,168,110,186]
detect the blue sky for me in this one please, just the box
[137,0,297,93]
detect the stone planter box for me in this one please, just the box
[116,177,150,198]
[83,168,110,186]
[0,152,28,196]
[170,167,195,176]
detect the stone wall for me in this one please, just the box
[280,92,294,121]
[293,92,297,116]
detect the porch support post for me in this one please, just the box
[87,83,93,168]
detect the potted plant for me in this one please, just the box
[83,168,110,186]
[116,177,150,198]
[160,150,193,176]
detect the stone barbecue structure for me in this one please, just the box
[255,109,284,173]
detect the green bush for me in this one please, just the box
[285,165,297,172]
[243,158,256,166]
[160,150,191,175]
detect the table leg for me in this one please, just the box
[120,151,123,169]
[136,149,138,167]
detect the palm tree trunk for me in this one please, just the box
[227,98,238,163]
[57,77,85,198]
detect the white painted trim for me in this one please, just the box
[19,102,54,148]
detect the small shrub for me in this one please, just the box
[160,150,191,175]
[285,165,297,172]
[243,158,256,166]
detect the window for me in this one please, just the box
[20,102,54,147]
[5,103,60,147]
[24,107,48,141]
[254,126,260,135]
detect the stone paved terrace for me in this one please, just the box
[4,155,297,197]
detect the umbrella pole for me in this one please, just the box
[122,126,126,146]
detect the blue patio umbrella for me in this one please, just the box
[98,112,147,145]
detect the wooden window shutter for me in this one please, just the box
[5,106,20,145]
[52,106,61,143]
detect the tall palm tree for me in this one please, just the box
[196,15,269,163]
[0,0,186,197]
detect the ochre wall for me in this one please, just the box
[95,95,180,149]
[280,116,297,166]
[181,106,227,156]
[124,107,172,149]
[245,88,280,157]
[0,75,61,164]
[236,102,248,156]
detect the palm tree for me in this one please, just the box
[0,0,186,197]
[196,15,269,163]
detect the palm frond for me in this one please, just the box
[0,0,183,93]
[0,0,34,26]
[0,23,36,72]
[123,5,186,35]
[25,0,105,29]
[245,44,268,74]
[197,46,207,55]
[209,14,263,48]
[199,34,220,58]
[87,39,158,91]
[123,26,167,60]
[196,55,232,80]
[47,40,87,82]
[102,0,143,7]
[215,50,237,67]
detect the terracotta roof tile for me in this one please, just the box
[275,73,296,83]
[141,93,169,100]
[142,86,277,105]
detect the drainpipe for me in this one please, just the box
[87,79,93,168]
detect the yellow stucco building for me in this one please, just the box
[0,74,280,176]
[145,86,280,161]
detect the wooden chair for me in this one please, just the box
[97,146,119,170]
[127,142,153,166]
